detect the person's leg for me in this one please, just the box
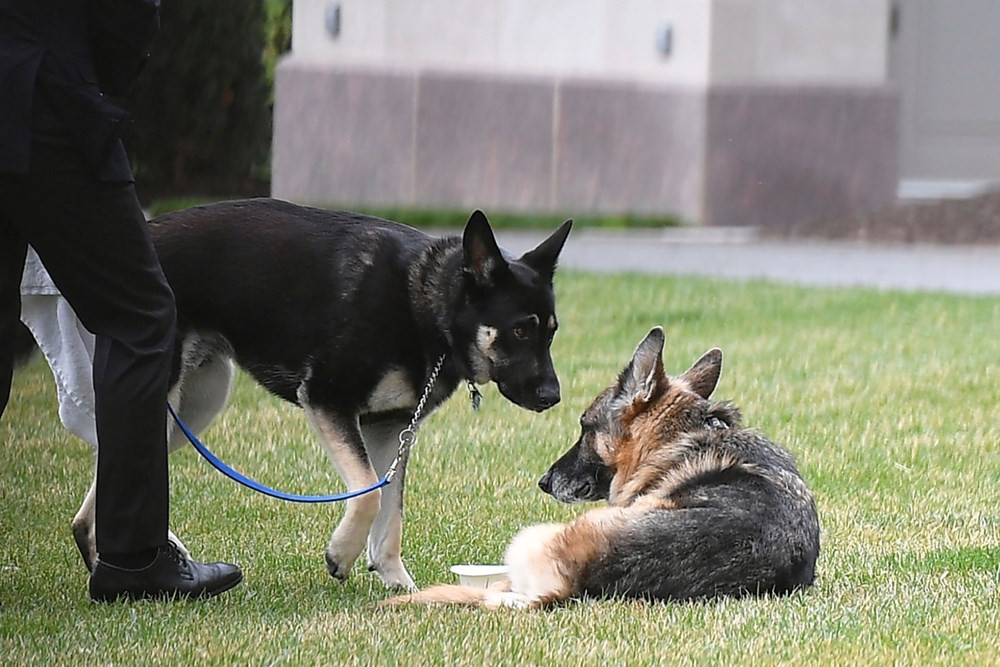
[0,194,30,417]
[3,144,240,600]
[6,145,174,558]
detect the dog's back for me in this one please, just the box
[149,198,433,336]
[149,198,438,401]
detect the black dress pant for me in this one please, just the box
[0,140,173,555]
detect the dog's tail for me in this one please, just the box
[381,583,538,610]
[381,584,490,607]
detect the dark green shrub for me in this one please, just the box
[264,0,293,92]
[126,0,272,194]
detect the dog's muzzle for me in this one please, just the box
[499,379,560,412]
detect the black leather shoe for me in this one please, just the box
[89,543,243,602]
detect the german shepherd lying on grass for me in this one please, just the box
[386,327,820,608]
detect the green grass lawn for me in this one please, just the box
[2,273,998,665]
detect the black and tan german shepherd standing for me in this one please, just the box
[69,198,572,592]
[387,327,820,608]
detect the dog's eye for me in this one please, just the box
[513,326,528,340]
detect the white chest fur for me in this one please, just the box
[365,369,418,412]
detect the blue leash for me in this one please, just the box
[167,403,389,503]
[166,354,451,504]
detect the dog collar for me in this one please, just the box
[706,416,729,430]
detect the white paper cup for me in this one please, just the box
[450,564,509,589]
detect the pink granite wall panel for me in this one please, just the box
[703,86,899,227]
[273,64,898,227]
[554,81,706,220]
[273,65,416,206]
[413,72,555,211]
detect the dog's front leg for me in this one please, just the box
[303,404,381,582]
[361,416,416,591]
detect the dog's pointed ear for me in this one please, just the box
[680,348,723,399]
[615,326,666,406]
[520,219,572,281]
[463,210,508,287]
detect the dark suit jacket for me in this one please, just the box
[0,0,160,181]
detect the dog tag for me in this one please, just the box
[468,382,482,412]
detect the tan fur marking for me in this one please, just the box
[477,325,498,352]
[591,432,615,464]
[611,388,697,504]
[366,368,417,412]
[467,326,497,383]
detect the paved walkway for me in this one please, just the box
[495,228,1000,296]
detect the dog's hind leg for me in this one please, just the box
[302,402,381,582]
[361,415,416,591]
[71,474,98,571]
[166,352,235,451]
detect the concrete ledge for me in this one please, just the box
[555,80,705,219]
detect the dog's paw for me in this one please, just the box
[326,527,369,581]
[71,521,96,573]
[484,592,534,610]
[370,560,417,592]
[324,551,355,581]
